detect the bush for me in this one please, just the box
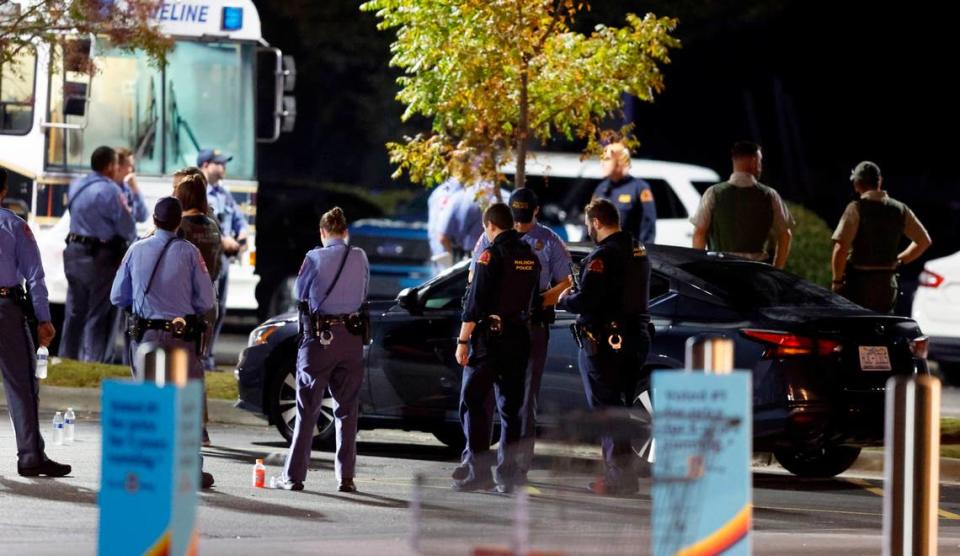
[783,202,834,288]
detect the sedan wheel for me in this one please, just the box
[774,444,862,478]
[270,366,336,449]
[631,387,655,463]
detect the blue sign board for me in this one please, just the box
[98,381,202,556]
[651,371,752,556]
[221,7,244,31]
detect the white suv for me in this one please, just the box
[912,250,960,373]
[503,151,718,245]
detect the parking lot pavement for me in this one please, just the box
[2,416,960,555]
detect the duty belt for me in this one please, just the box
[0,285,25,298]
[131,316,204,339]
[66,233,105,246]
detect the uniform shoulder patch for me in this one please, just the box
[534,239,545,251]
[640,189,654,203]
[587,258,605,273]
[477,249,491,265]
[22,222,34,239]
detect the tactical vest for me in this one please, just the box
[708,182,774,254]
[490,231,540,320]
[849,198,907,268]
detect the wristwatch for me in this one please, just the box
[457,338,469,345]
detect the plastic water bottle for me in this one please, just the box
[64,408,76,443]
[52,412,64,445]
[252,459,266,488]
[35,346,48,379]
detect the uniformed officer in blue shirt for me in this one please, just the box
[454,203,541,493]
[280,207,370,493]
[428,177,462,271]
[439,181,501,263]
[592,143,657,244]
[110,196,216,488]
[462,188,572,483]
[0,168,71,477]
[62,146,137,363]
[558,198,652,496]
[200,148,249,370]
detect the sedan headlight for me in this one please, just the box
[248,323,286,347]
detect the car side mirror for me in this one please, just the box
[397,287,422,315]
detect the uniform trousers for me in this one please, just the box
[0,298,45,467]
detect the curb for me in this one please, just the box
[0,385,268,427]
[850,448,960,482]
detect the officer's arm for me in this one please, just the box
[110,253,134,309]
[640,184,657,244]
[558,255,605,314]
[831,202,858,286]
[107,188,137,242]
[130,186,149,223]
[461,249,496,322]
[899,209,933,265]
[690,188,714,250]
[294,254,315,301]
[189,246,215,314]
[770,193,792,269]
[358,249,371,302]
[541,238,573,306]
[15,223,51,322]
[228,194,250,239]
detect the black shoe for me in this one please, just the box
[339,478,357,493]
[495,482,515,495]
[202,429,212,448]
[201,471,215,489]
[279,479,304,491]
[452,476,495,492]
[451,464,469,481]
[18,459,71,478]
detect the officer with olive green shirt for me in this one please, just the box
[831,161,931,313]
[691,141,793,268]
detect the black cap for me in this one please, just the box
[509,188,538,224]
[196,148,233,166]
[153,196,183,226]
[850,161,881,185]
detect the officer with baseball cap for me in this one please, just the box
[199,148,248,370]
[831,161,932,313]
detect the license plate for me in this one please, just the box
[859,346,892,371]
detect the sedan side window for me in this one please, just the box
[422,273,469,310]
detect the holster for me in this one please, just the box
[571,323,600,356]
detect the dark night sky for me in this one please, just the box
[253,0,960,260]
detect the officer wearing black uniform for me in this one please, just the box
[455,203,540,493]
[558,198,652,495]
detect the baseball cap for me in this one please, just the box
[196,148,233,166]
[510,188,539,224]
[850,161,881,185]
[153,196,183,226]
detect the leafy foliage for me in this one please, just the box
[783,201,833,288]
[360,0,679,187]
[0,0,173,68]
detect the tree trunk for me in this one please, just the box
[516,65,529,189]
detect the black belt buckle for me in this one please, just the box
[487,315,503,336]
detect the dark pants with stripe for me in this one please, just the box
[842,269,898,314]
[577,330,650,487]
[0,299,45,468]
[284,325,363,484]
[62,242,122,362]
[460,326,530,485]
[518,324,549,475]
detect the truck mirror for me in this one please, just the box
[282,55,296,92]
[63,81,88,116]
[280,95,296,133]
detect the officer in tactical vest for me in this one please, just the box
[831,161,931,313]
[0,168,71,478]
[691,141,793,268]
[455,203,541,493]
[558,198,652,496]
[110,197,216,488]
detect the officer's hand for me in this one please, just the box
[222,236,241,254]
[456,344,469,367]
[37,322,56,348]
[831,281,843,293]
[557,286,572,302]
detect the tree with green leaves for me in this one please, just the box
[0,0,173,67]
[361,0,679,189]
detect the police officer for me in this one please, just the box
[455,203,541,493]
[115,147,149,224]
[428,177,462,271]
[62,146,137,362]
[464,189,572,483]
[691,141,793,268]
[558,198,651,495]
[593,143,657,244]
[831,161,932,313]
[200,148,248,370]
[0,169,71,478]
[280,207,370,493]
[110,197,216,488]
[439,180,500,263]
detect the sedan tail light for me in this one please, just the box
[910,336,929,359]
[741,329,842,358]
[918,269,944,288]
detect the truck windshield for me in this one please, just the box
[46,40,255,179]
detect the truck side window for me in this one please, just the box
[0,48,37,135]
[646,179,688,219]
